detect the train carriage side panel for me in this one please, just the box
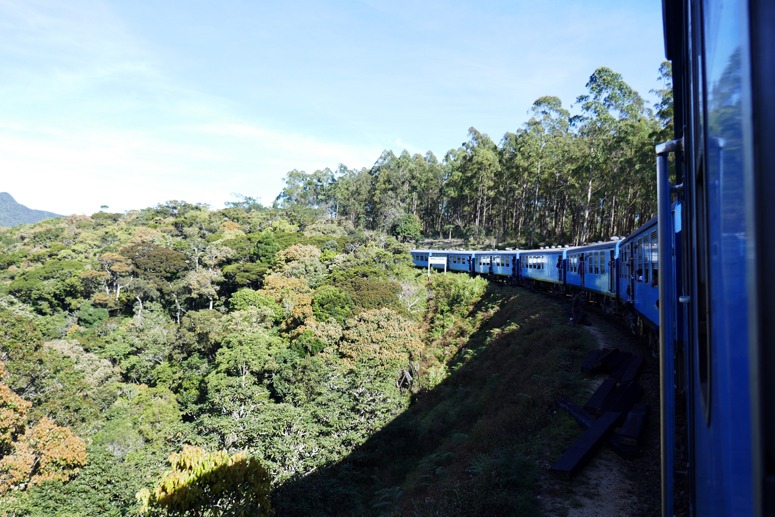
[520,249,565,285]
[490,251,517,277]
[410,250,429,268]
[447,252,471,273]
[620,219,659,328]
[565,242,619,298]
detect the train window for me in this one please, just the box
[644,236,650,284]
[621,247,628,278]
[588,254,593,274]
[619,245,630,279]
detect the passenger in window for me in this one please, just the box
[637,268,644,282]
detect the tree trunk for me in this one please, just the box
[581,162,593,243]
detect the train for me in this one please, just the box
[413,0,773,514]
[412,215,660,336]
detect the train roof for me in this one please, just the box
[620,216,659,243]
[570,239,622,252]
[410,249,518,255]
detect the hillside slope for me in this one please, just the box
[0,192,62,227]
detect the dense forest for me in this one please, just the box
[0,66,669,515]
[276,65,673,247]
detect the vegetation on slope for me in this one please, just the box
[274,284,596,516]
[0,203,430,515]
[0,200,597,515]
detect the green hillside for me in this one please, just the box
[0,192,61,227]
[0,200,606,515]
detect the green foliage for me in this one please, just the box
[122,243,188,281]
[0,309,43,363]
[430,273,488,316]
[228,288,280,314]
[138,445,271,516]
[253,230,280,264]
[176,310,225,359]
[332,275,404,313]
[339,308,422,369]
[221,261,270,289]
[77,301,109,328]
[8,259,86,314]
[391,213,423,242]
[311,285,353,324]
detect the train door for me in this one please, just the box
[556,254,563,282]
[608,249,615,293]
[579,253,585,287]
[628,248,635,302]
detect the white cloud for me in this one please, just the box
[0,120,383,215]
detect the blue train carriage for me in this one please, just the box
[565,240,620,312]
[446,250,476,273]
[410,249,476,274]
[658,0,772,514]
[469,250,516,278]
[518,247,566,288]
[616,218,659,332]
[410,249,430,268]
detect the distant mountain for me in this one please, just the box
[0,192,62,227]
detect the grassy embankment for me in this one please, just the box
[273,281,598,516]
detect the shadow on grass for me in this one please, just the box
[272,284,597,516]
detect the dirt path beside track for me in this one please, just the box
[539,309,662,517]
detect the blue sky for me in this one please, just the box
[0,0,666,215]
